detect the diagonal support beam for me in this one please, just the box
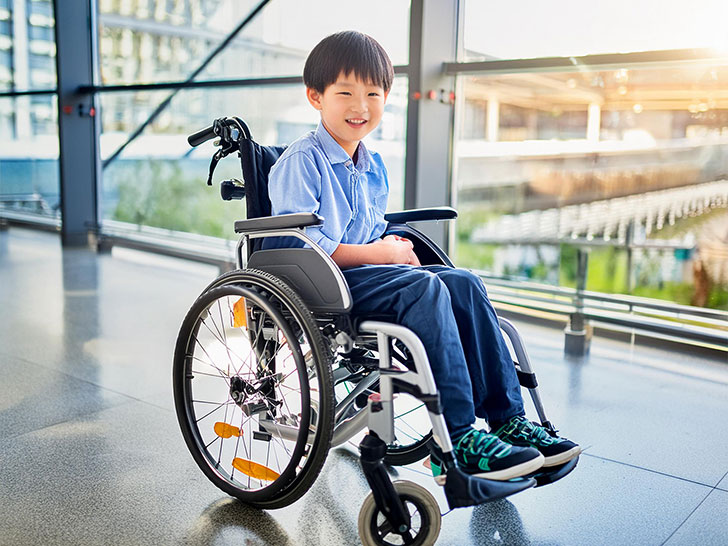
[102,0,271,169]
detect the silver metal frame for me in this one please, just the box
[358,320,455,454]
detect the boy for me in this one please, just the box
[268,31,580,481]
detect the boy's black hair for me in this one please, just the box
[303,31,394,93]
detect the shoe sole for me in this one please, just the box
[543,446,582,467]
[433,453,545,484]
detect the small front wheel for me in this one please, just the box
[358,480,441,546]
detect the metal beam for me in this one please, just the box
[78,66,409,94]
[102,0,271,169]
[0,89,57,98]
[53,0,101,247]
[444,48,728,76]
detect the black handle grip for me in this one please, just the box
[188,125,216,147]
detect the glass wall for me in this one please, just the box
[0,0,58,221]
[96,0,410,238]
[453,60,728,309]
[97,0,409,86]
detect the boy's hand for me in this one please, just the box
[331,236,421,268]
[377,235,421,266]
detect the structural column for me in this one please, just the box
[405,0,459,250]
[53,0,101,246]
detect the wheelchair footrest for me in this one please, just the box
[530,455,580,488]
[443,467,535,510]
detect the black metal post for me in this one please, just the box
[565,247,592,355]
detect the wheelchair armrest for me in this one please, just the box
[234,212,323,234]
[384,206,457,224]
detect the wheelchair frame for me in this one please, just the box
[176,117,578,545]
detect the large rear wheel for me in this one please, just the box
[173,270,333,509]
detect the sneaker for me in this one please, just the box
[430,428,544,483]
[493,415,581,467]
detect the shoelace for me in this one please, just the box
[459,430,506,458]
[512,417,553,444]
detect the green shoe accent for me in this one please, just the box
[429,427,544,482]
[494,415,581,467]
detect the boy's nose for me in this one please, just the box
[352,97,367,113]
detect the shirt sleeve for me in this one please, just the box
[268,151,341,255]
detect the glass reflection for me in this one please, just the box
[454,63,728,309]
[99,77,407,236]
[0,95,60,220]
[97,0,409,85]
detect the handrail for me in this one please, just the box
[475,271,728,322]
[477,271,727,349]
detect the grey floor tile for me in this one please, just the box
[3,227,728,546]
[717,472,728,492]
[0,356,131,439]
[664,489,728,546]
[495,321,728,487]
[0,400,235,546]
[0,232,218,400]
[393,453,711,546]
[0,400,370,546]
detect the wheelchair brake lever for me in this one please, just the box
[206,149,223,186]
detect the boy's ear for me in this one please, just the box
[306,88,323,111]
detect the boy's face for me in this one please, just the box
[306,72,389,158]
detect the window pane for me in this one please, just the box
[454,62,728,308]
[0,0,57,91]
[0,94,60,220]
[97,0,409,85]
[462,0,728,61]
[99,77,407,237]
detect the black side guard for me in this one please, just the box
[443,467,535,510]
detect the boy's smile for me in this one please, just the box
[306,72,389,158]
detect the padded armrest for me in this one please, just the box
[384,206,458,224]
[234,212,322,233]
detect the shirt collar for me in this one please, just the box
[315,121,372,172]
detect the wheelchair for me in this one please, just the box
[173,116,578,545]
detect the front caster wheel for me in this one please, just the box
[358,480,441,546]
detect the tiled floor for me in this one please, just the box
[1,226,726,546]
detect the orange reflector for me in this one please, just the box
[232,458,280,481]
[214,422,241,439]
[232,297,247,328]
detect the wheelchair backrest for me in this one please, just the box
[238,139,287,253]
[239,139,287,221]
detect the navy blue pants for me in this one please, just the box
[343,264,525,438]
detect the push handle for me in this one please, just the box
[187,124,216,147]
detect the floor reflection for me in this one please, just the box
[295,449,367,546]
[469,499,533,545]
[184,498,293,546]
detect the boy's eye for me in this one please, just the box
[368,92,380,97]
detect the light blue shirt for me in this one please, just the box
[268,122,389,255]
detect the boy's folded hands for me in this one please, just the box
[374,235,421,266]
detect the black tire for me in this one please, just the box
[384,429,432,467]
[358,480,441,546]
[173,269,333,509]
